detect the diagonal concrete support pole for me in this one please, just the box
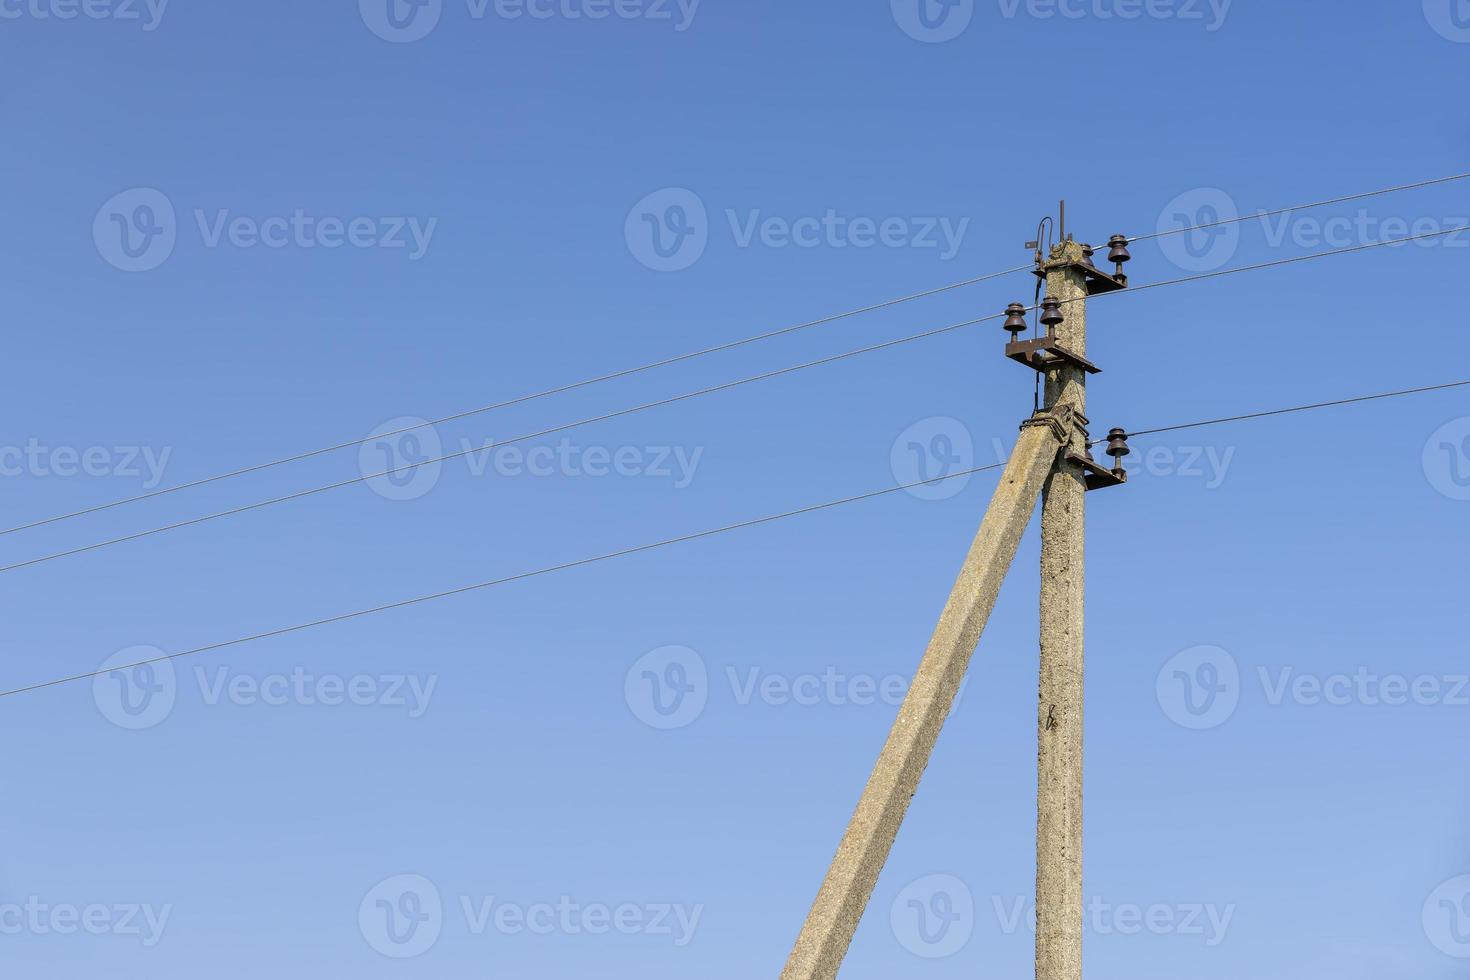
[1037,240,1090,980]
[781,407,1072,980]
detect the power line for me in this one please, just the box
[1115,224,1469,297]
[0,463,1009,699]
[0,309,1011,575]
[13,170,1466,541]
[8,370,1469,699]
[1125,170,1470,244]
[6,223,1464,576]
[1109,380,1470,442]
[0,264,1032,539]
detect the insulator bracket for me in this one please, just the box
[1066,452,1128,491]
[1033,254,1129,295]
[1005,337,1102,375]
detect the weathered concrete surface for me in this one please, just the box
[1037,240,1090,980]
[780,413,1068,980]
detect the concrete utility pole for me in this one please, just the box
[1036,239,1090,980]
[781,404,1075,980]
[779,220,1131,979]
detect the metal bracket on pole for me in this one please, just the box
[1021,403,1077,444]
[1032,244,1128,295]
[1066,451,1127,491]
[1066,425,1131,492]
[1006,337,1102,376]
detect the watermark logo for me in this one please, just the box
[892,417,974,500]
[458,437,704,487]
[94,654,438,730]
[626,189,970,271]
[1112,443,1235,489]
[625,645,708,730]
[192,210,437,259]
[360,874,443,958]
[1156,187,1470,273]
[990,895,1234,945]
[360,417,443,501]
[94,189,438,271]
[0,440,172,487]
[94,188,176,273]
[891,0,974,43]
[626,188,708,273]
[0,0,168,30]
[0,897,173,946]
[92,647,176,731]
[1425,876,1470,957]
[996,0,1231,29]
[360,0,443,42]
[462,894,702,943]
[361,874,701,948]
[358,419,706,502]
[485,0,700,28]
[1156,645,1240,730]
[726,210,968,260]
[1424,0,1470,42]
[1424,417,1470,501]
[989,434,1236,489]
[1159,650,1467,730]
[1257,668,1470,709]
[362,0,698,40]
[891,874,974,958]
[1156,187,1239,273]
[626,649,971,730]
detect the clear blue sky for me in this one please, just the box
[2,2,1469,977]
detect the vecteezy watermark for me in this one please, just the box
[892,874,975,958]
[1154,187,1470,273]
[989,433,1236,490]
[358,874,703,957]
[0,896,173,947]
[1153,187,1239,274]
[995,0,1231,30]
[1157,645,1470,731]
[1424,0,1470,43]
[1424,417,1470,501]
[891,0,975,43]
[360,417,444,502]
[989,895,1236,946]
[359,0,700,43]
[892,0,1229,41]
[93,188,438,272]
[92,647,438,731]
[890,876,1235,957]
[0,0,168,30]
[360,875,443,959]
[625,188,971,272]
[0,440,171,488]
[358,417,705,502]
[1424,875,1470,958]
[359,0,443,42]
[93,188,176,273]
[723,206,967,262]
[625,188,709,273]
[1156,645,1242,730]
[460,895,701,946]
[93,647,178,731]
[623,646,971,730]
[625,646,708,730]
[893,417,976,501]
